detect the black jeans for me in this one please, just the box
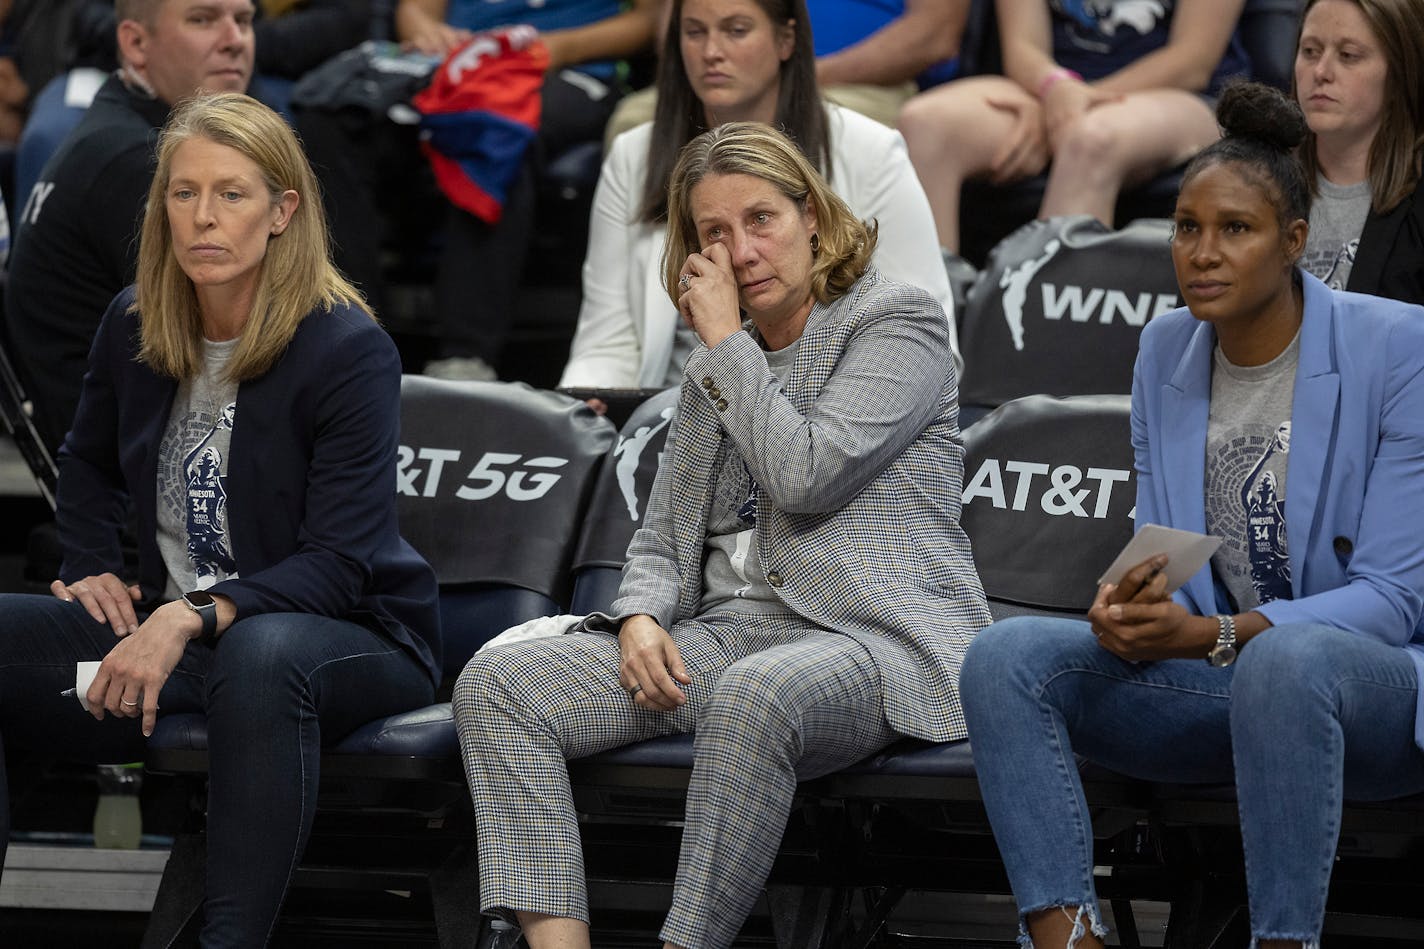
[0,594,433,948]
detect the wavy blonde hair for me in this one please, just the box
[134,92,371,381]
[662,122,877,308]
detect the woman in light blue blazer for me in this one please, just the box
[960,81,1424,949]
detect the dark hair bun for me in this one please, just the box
[1216,80,1308,152]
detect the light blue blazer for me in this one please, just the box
[1133,272,1424,748]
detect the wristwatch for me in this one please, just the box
[182,590,220,647]
[1206,613,1238,667]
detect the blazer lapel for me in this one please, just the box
[670,375,721,617]
[1160,322,1215,612]
[1285,277,1341,595]
[1346,199,1405,296]
[783,299,834,411]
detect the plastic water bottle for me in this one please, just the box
[93,763,143,849]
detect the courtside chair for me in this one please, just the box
[956,216,1177,423]
[568,386,680,615]
[959,393,1136,616]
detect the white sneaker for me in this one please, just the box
[423,356,498,382]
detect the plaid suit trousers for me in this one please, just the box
[453,612,900,948]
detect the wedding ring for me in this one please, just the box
[679,273,692,291]
[122,700,139,707]
[628,684,643,696]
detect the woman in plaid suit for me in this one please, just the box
[454,122,990,949]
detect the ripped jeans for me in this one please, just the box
[960,617,1424,948]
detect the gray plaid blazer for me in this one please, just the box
[607,271,991,743]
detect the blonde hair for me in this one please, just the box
[662,122,876,308]
[134,92,371,381]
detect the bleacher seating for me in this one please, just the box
[950,0,1305,267]
[122,379,1424,945]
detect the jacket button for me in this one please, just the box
[1333,536,1353,557]
[716,398,728,411]
[767,571,783,587]
[708,387,721,399]
[702,376,714,390]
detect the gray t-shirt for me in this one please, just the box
[1301,174,1371,290]
[157,338,241,600]
[1203,331,1299,612]
[698,336,801,617]
[667,322,700,387]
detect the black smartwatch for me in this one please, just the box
[182,590,220,647]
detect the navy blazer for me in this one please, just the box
[1133,273,1424,746]
[56,288,442,685]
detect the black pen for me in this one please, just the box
[61,688,156,709]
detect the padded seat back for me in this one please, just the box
[398,377,616,670]
[959,215,1178,408]
[569,388,679,614]
[961,394,1135,612]
[1239,0,1305,91]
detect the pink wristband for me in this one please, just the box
[1036,66,1083,98]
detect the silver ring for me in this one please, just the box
[628,683,643,696]
[122,700,139,707]
[678,273,692,291]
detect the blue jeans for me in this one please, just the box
[0,593,433,948]
[960,616,1424,948]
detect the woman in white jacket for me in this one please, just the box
[559,0,959,392]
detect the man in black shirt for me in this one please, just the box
[5,0,255,454]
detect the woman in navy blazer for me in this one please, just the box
[960,83,1424,948]
[0,94,440,946]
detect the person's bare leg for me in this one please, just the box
[1040,90,1219,226]
[900,76,1043,252]
[1026,905,1106,948]
[518,911,590,949]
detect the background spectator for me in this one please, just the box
[604,0,968,142]
[1294,0,1423,304]
[898,0,1250,253]
[4,0,255,455]
[559,0,959,394]
[301,0,657,382]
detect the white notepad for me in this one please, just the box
[1097,523,1222,594]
